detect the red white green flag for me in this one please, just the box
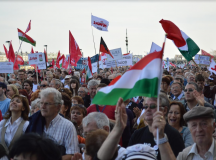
[17,28,36,46]
[92,47,164,105]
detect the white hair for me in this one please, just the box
[79,87,88,94]
[82,112,110,131]
[39,88,63,106]
[87,79,100,89]
[31,98,40,108]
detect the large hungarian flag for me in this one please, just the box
[8,41,16,62]
[100,37,114,59]
[159,19,200,61]
[69,31,82,66]
[17,28,36,46]
[3,44,9,59]
[86,57,93,81]
[92,46,163,105]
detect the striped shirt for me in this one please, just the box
[43,114,79,154]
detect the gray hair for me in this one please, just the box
[14,83,22,90]
[9,73,15,79]
[31,98,40,109]
[82,112,110,131]
[8,78,16,83]
[87,79,100,89]
[79,87,88,93]
[39,88,63,105]
[145,92,170,109]
[187,73,195,79]
[53,79,62,86]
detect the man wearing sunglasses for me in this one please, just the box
[184,82,214,112]
[40,80,49,90]
[128,93,185,160]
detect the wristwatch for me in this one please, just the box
[154,134,168,145]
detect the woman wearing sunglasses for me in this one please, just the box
[0,95,30,154]
[168,101,194,147]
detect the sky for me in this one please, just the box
[0,1,216,59]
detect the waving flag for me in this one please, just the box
[25,20,31,33]
[159,19,200,61]
[62,55,69,69]
[3,44,9,59]
[91,15,109,31]
[69,31,82,66]
[92,45,164,105]
[31,47,34,54]
[100,37,114,59]
[8,41,15,62]
[17,28,36,46]
[201,49,214,59]
[56,51,61,68]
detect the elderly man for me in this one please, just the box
[187,73,195,83]
[175,68,187,86]
[170,82,185,102]
[177,106,216,159]
[50,79,62,89]
[128,93,185,160]
[40,80,49,90]
[184,82,214,111]
[26,88,79,160]
[86,79,99,107]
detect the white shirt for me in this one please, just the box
[188,139,215,160]
[43,114,79,154]
[173,91,184,100]
[61,79,65,84]
[32,83,38,92]
[0,117,29,147]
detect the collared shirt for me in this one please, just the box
[0,117,29,147]
[43,114,79,154]
[188,139,215,160]
[173,91,184,101]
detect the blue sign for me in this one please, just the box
[75,54,99,70]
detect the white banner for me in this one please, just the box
[106,59,132,68]
[0,62,14,73]
[209,60,216,74]
[28,52,46,69]
[91,15,109,31]
[91,61,104,73]
[107,48,122,61]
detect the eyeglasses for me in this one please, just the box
[143,104,157,110]
[184,88,193,92]
[40,102,58,106]
[171,86,180,90]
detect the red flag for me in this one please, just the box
[82,67,86,74]
[62,55,69,69]
[69,31,82,66]
[56,51,61,68]
[201,49,214,59]
[31,47,34,54]
[3,44,8,59]
[159,19,186,47]
[100,37,114,59]
[44,49,48,62]
[88,57,92,74]
[16,55,24,65]
[50,59,55,69]
[25,20,31,33]
[8,41,15,62]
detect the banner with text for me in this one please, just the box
[106,48,122,61]
[0,62,14,73]
[28,53,47,69]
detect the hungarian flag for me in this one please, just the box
[17,28,36,46]
[58,55,65,68]
[69,31,82,66]
[56,51,61,68]
[169,62,176,67]
[3,44,9,59]
[44,49,48,62]
[25,20,31,33]
[47,59,55,69]
[86,57,93,81]
[8,41,16,62]
[159,19,200,61]
[92,46,164,105]
[62,55,69,69]
[201,49,214,59]
[100,37,114,59]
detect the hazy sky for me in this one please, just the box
[0,1,215,59]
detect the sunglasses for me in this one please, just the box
[143,104,157,110]
[40,85,47,87]
[184,88,193,92]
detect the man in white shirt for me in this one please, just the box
[177,106,216,160]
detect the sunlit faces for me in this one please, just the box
[188,118,215,145]
[71,109,84,126]
[10,97,25,112]
[168,105,181,127]
[6,86,15,98]
[171,83,182,97]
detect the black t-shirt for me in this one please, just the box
[126,101,140,117]
[128,123,185,160]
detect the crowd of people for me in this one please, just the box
[0,65,215,160]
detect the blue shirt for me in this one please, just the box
[0,98,10,117]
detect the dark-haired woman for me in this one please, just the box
[0,95,30,153]
[69,79,79,97]
[168,101,194,147]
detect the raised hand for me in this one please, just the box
[152,111,166,139]
[193,90,204,106]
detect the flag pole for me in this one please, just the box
[156,34,167,146]
[35,64,39,85]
